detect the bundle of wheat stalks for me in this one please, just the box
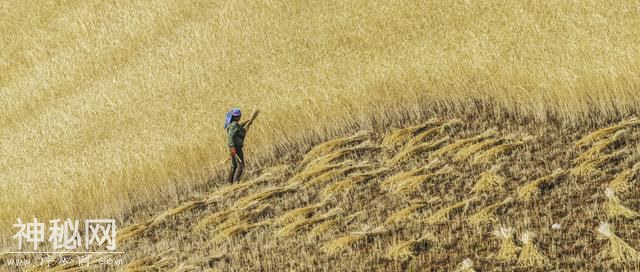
[301,130,370,165]
[605,188,638,219]
[308,211,362,240]
[468,197,513,225]
[423,197,476,225]
[472,166,506,193]
[386,197,440,224]
[575,117,639,147]
[492,226,519,261]
[386,234,436,261]
[516,231,549,267]
[472,134,533,165]
[275,199,332,225]
[386,136,450,166]
[404,119,461,147]
[571,149,627,177]
[381,118,442,148]
[517,169,565,200]
[431,129,497,158]
[380,159,444,191]
[454,258,476,272]
[608,163,640,193]
[322,168,390,198]
[597,222,640,265]
[575,129,626,163]
[277,208,344,237]
[304,141,379,170]
[320,226,387,255]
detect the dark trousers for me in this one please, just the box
[228,147,244,183]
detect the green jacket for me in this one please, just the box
[226,121,246,148]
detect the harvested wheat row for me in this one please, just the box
[575,129,626,163]
[386,136,450,166]
[453,137,503,162]
[275,199,332,225]
[211,219,273,244]
[308,211,362,239]
[304,141,380,169]
[392,166,453,194]
[467,197,513,225]
[204,173,274,204]
[287,161,352,185]
[516,231,549,267]
[471,135,533,165]
[454,258,477,272]
[320,226,388,256]
[233,185,298,210]
[322,168,390,198]
[301,131,371,166]
[385,197,440,224]
[277,208,344,237]
[303,161,374,187]
[597,222,640,265]
[380,159,444,189]
[517,169,565,200]
[119,249,177,272]
[118,200,206,243]
[405,119,462,147]
[492,226,519,261]
[422,197,476,225]
[386,234,436,261]
[608,163,640,193]
[571,149,627,177]
[605,188,638,219]
[472,166,506,193]
[381,118,443,148]
[432,128,498,158]
[197,203,271,233]
[575,117,640,147]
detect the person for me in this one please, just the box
[225,108,246,183]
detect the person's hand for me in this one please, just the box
[230,148,237,156]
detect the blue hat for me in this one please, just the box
[224,108,242,129]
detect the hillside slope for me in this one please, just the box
[21,116,640,271]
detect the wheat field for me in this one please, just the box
[1,0,640,270]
